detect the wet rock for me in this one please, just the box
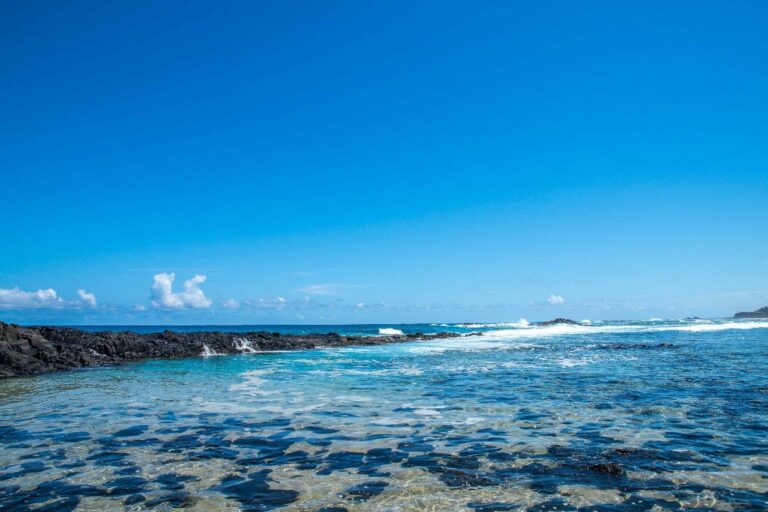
[525,498,577,511]
[0,320,464,378]
[190,446,239,460]
[105,476,148,496]
[343,480,388,502]
[214,470,299,510]
[397,440,435,453]
[0,461,47,481]
[144,491,199,508]
[124,494,146,505]
[439,468,498,488]
[112,425,148,438]
[50,431,91,443]
[302,425,339,434]
[586,463,625,475]
[317,451,366,475]
[0,426,32,444]
[160,434,203,452]
[33,497,81,512]
[155,473,198,491]
[468,502,519,512]
[535,318,580,326]
[87,451,131,467]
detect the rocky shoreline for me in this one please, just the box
[0,321,465,379]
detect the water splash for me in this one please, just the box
[378,327,404,335]
[233,337,257,353]
[200,344,223,357]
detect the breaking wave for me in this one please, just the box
[456,319,530,329]
[463,320,768,340]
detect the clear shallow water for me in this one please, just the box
[1,320,768,511]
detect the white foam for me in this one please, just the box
[233,337,258,353]
[229,369,273,395]
[413,408,441,416]
[456,319,530,329]
[658,321,768,332]
[201,344,224,357]
[468,320,768,339]
[404,320,768,356]
[378,327,404,335]
[557,357,590,368]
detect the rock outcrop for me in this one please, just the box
[734,306,768,319]
[0,321,462,379]
[534,318,580,326]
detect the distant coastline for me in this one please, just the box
[733,306,768,319]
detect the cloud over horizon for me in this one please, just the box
[150,273,212,309]
[0,287,64,309]
[297,284,348,296]
[78,289,97,307]
[548,294,565,305]
[222,298,240,309]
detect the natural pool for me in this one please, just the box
[1,321,767,510]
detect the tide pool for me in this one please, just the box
[1,320,767,510]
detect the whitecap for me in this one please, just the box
[456,319,530,329]
[378,327,404,335]
[658,321,768,333]
[557,358,590,368]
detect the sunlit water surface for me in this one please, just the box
[1,320,767,511]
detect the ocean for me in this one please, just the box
[1,319,767,510]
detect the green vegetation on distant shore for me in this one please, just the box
[734,306,768,319]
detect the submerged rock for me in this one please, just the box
[585,463,625,476]
[0,320,465,379]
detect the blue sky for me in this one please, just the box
[2,0,767,325]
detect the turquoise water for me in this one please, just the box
[1,319,768,511]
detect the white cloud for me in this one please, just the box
[222,298,240,309]
[78,289,97,307]
[297,284,346,296]
[548,294,565,305]
[242,297,289,310]
[356,302,365,309]
[0,287,64,309]
[150,273,212,309]
[133,304,148,312]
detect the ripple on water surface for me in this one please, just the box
[1,322,768,510]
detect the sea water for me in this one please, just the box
[1,319,767,510]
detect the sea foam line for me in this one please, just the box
[468,320,768,340]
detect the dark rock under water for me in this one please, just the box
[0,321,463,379]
